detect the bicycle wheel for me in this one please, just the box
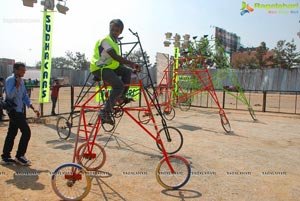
[248,107,257,121]
[56,116,72,140]
[220,112,231,133]
[51,163,91,201]
[179,99,191,111]
[112,107,124,118]
[156,155,191,190]
[101,116,116,132]
[156,126,183,154]
[163,106,176,121]
[76,142,106,171]
[138,110,151,124]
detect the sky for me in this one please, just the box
[0,0,299,66]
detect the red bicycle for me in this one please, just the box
[51,30,191,200]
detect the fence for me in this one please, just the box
[19,86,300,121]
[192,90,300,114]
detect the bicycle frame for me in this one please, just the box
[157,57,227,109]
[52,30,190,200]
[72,76,175,172]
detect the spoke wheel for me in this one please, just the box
[51,163,91,201]
[156,126,183,154]
[56,116,71,140]
[76,142,106,171]
[156,155,191,190]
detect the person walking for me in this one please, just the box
[90,19,140,124]
[1,62,40,165]
[50,79,61,116]
[0,77,6,121]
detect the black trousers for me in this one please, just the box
[1,111,31,159]
[51,96,57,113]
[92,66,132,112]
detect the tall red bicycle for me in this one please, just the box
[139,55,231,133]
[51,29,191,201]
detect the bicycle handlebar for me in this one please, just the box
[129,28,137,36]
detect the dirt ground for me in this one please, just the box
[0,106,300,201]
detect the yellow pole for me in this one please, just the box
[172,47,180,105]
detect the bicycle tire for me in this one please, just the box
[220,113,231,133]
[56,116,72,140]
[76,142,106,171]
[156,126,183,154]
[179,99,191,111]
[112,107,124,118]
[155,155,191,190]
[163,106,176,121]
[101,116,116,132]
[248,107,257,121]
[138,110,151,124]
[51,163,91,201]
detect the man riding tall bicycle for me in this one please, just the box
[90,19,140,125]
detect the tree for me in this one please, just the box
[244,57,259,69]
[52,57,72,69]
[65,51,90,70]
[123,49,151,67]
[284,39,300,69]
[271,40,300,69]
[213,40,231,69]
[35,61,41,69]
[272,40,287,68]
[255,42,268,69]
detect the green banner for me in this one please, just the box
[95,86,140,102]
[39,11,54,103]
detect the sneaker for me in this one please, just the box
[99,110,114,125]
[1,157,16,165]
[16,156,31,166]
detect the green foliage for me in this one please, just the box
[255,42,269,69]
[52,57,73,69]
[123,49,151,67]
[35,51,90,70]
[65,51,90,70]
[270,40,300,69]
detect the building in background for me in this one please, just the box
[156,52,169,85]
[0,58,15,78]
[215,27,241,54]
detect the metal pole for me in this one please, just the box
[222,91,225,109]
[71,85,74,113]
[262,91,267,112]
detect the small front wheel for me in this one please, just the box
[138,110,151,124]
[219,110,231,133]
[76,142,106,171]
[162,106,176,121]
[156,155,191,190]
[56,116,71,140]
[156,126,183,154]
[179,99,191,111]
[51,163,91,201]
[101,116,116,132]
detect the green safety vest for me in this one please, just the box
[90,35,120,72]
